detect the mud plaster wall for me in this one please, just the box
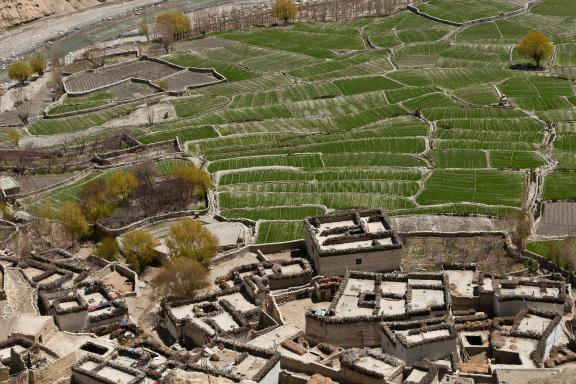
[381,333,456,365]
[494,299,564,317]
[304,230,401,276]
[305,317,381,347]
[55,310,88,333]
[30,352,76,384]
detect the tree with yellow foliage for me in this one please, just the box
[122,229,157,273]
[153,258,209,299]
[5,128,20,146]
[272,0,298,24]
[107,170,138,202]
[156,12,192,41]
[29,55,46,76]
[7,61,33,84]
[172,164,214,197]
[517,32,553,68]
[58,202,90,246]
[166,218,218,265]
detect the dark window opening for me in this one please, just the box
[465,335,483,346]
[356,258,362,265]
[364,293,376,302]
[80,342,109,355]
[494,351,522,365]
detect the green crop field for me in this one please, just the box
[416,0,520,24]
[21,0,576,243]
[256,221,306,243]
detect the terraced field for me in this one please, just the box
[16,0,576,242]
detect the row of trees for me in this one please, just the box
[7,55,46,84]
[117,217,218,272]
[136,2,297,53]
[138,11,193,53]
[92,217,217,299]
[36,163,213,246]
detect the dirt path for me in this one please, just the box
[0,266,37,319]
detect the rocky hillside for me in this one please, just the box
[0,0,105,30]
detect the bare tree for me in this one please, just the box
[14,88,31,124]
[146,104,155,126]
[85,47,107,68]
[49,47,65,99]
[156,20,175,53]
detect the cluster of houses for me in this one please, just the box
[0,209,574,384]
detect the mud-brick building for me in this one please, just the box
[0,336,76,384]
[0,177,20,200]
[304,209,402,276]
[380,318,458,365]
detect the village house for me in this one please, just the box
[303,209,403,276]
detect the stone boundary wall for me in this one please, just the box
[94,262,139,297]
[62,55,176,96]
[43,80,164,119]
[63,55,226,97]
[16,145,186,206]
[162,68,227,96]
[0,263,6,301]
[214,213,256,228]
[94,207,209,237]
[62,49,139,76]
[407,2,528,27]
[248,240,306,254]
[14,166,96,205]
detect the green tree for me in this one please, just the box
[29,55,46,76]
[94,237,120,261]
[107,170,138,202]
[517,32,553,68]
[58,202,90,245]
[166,218,218,265]
[7,61,33,84]
[122,229,156,273]
[153,258,209,299]
[272,0,298,24]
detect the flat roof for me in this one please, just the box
[517,314,552,336]
[353,356,398,378]
[304,209,401,256]
[403,328,451,344]
[445,269,476,298]
[0,176,19,191]
[327,272,448,319]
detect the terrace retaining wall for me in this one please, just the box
[44,81,164,119]
[248,240,306,254]
[63,55,225,97]
[0,263,6,301]
[407,2,528,27]
[94,207,209,237]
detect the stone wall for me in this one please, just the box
[0,263,6,301]
[308,248,402,276]
[249,240,306,254]
[381,330,457,365]
[30,352,76,384]
[305,316,381,347]
[54,310,88,333]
